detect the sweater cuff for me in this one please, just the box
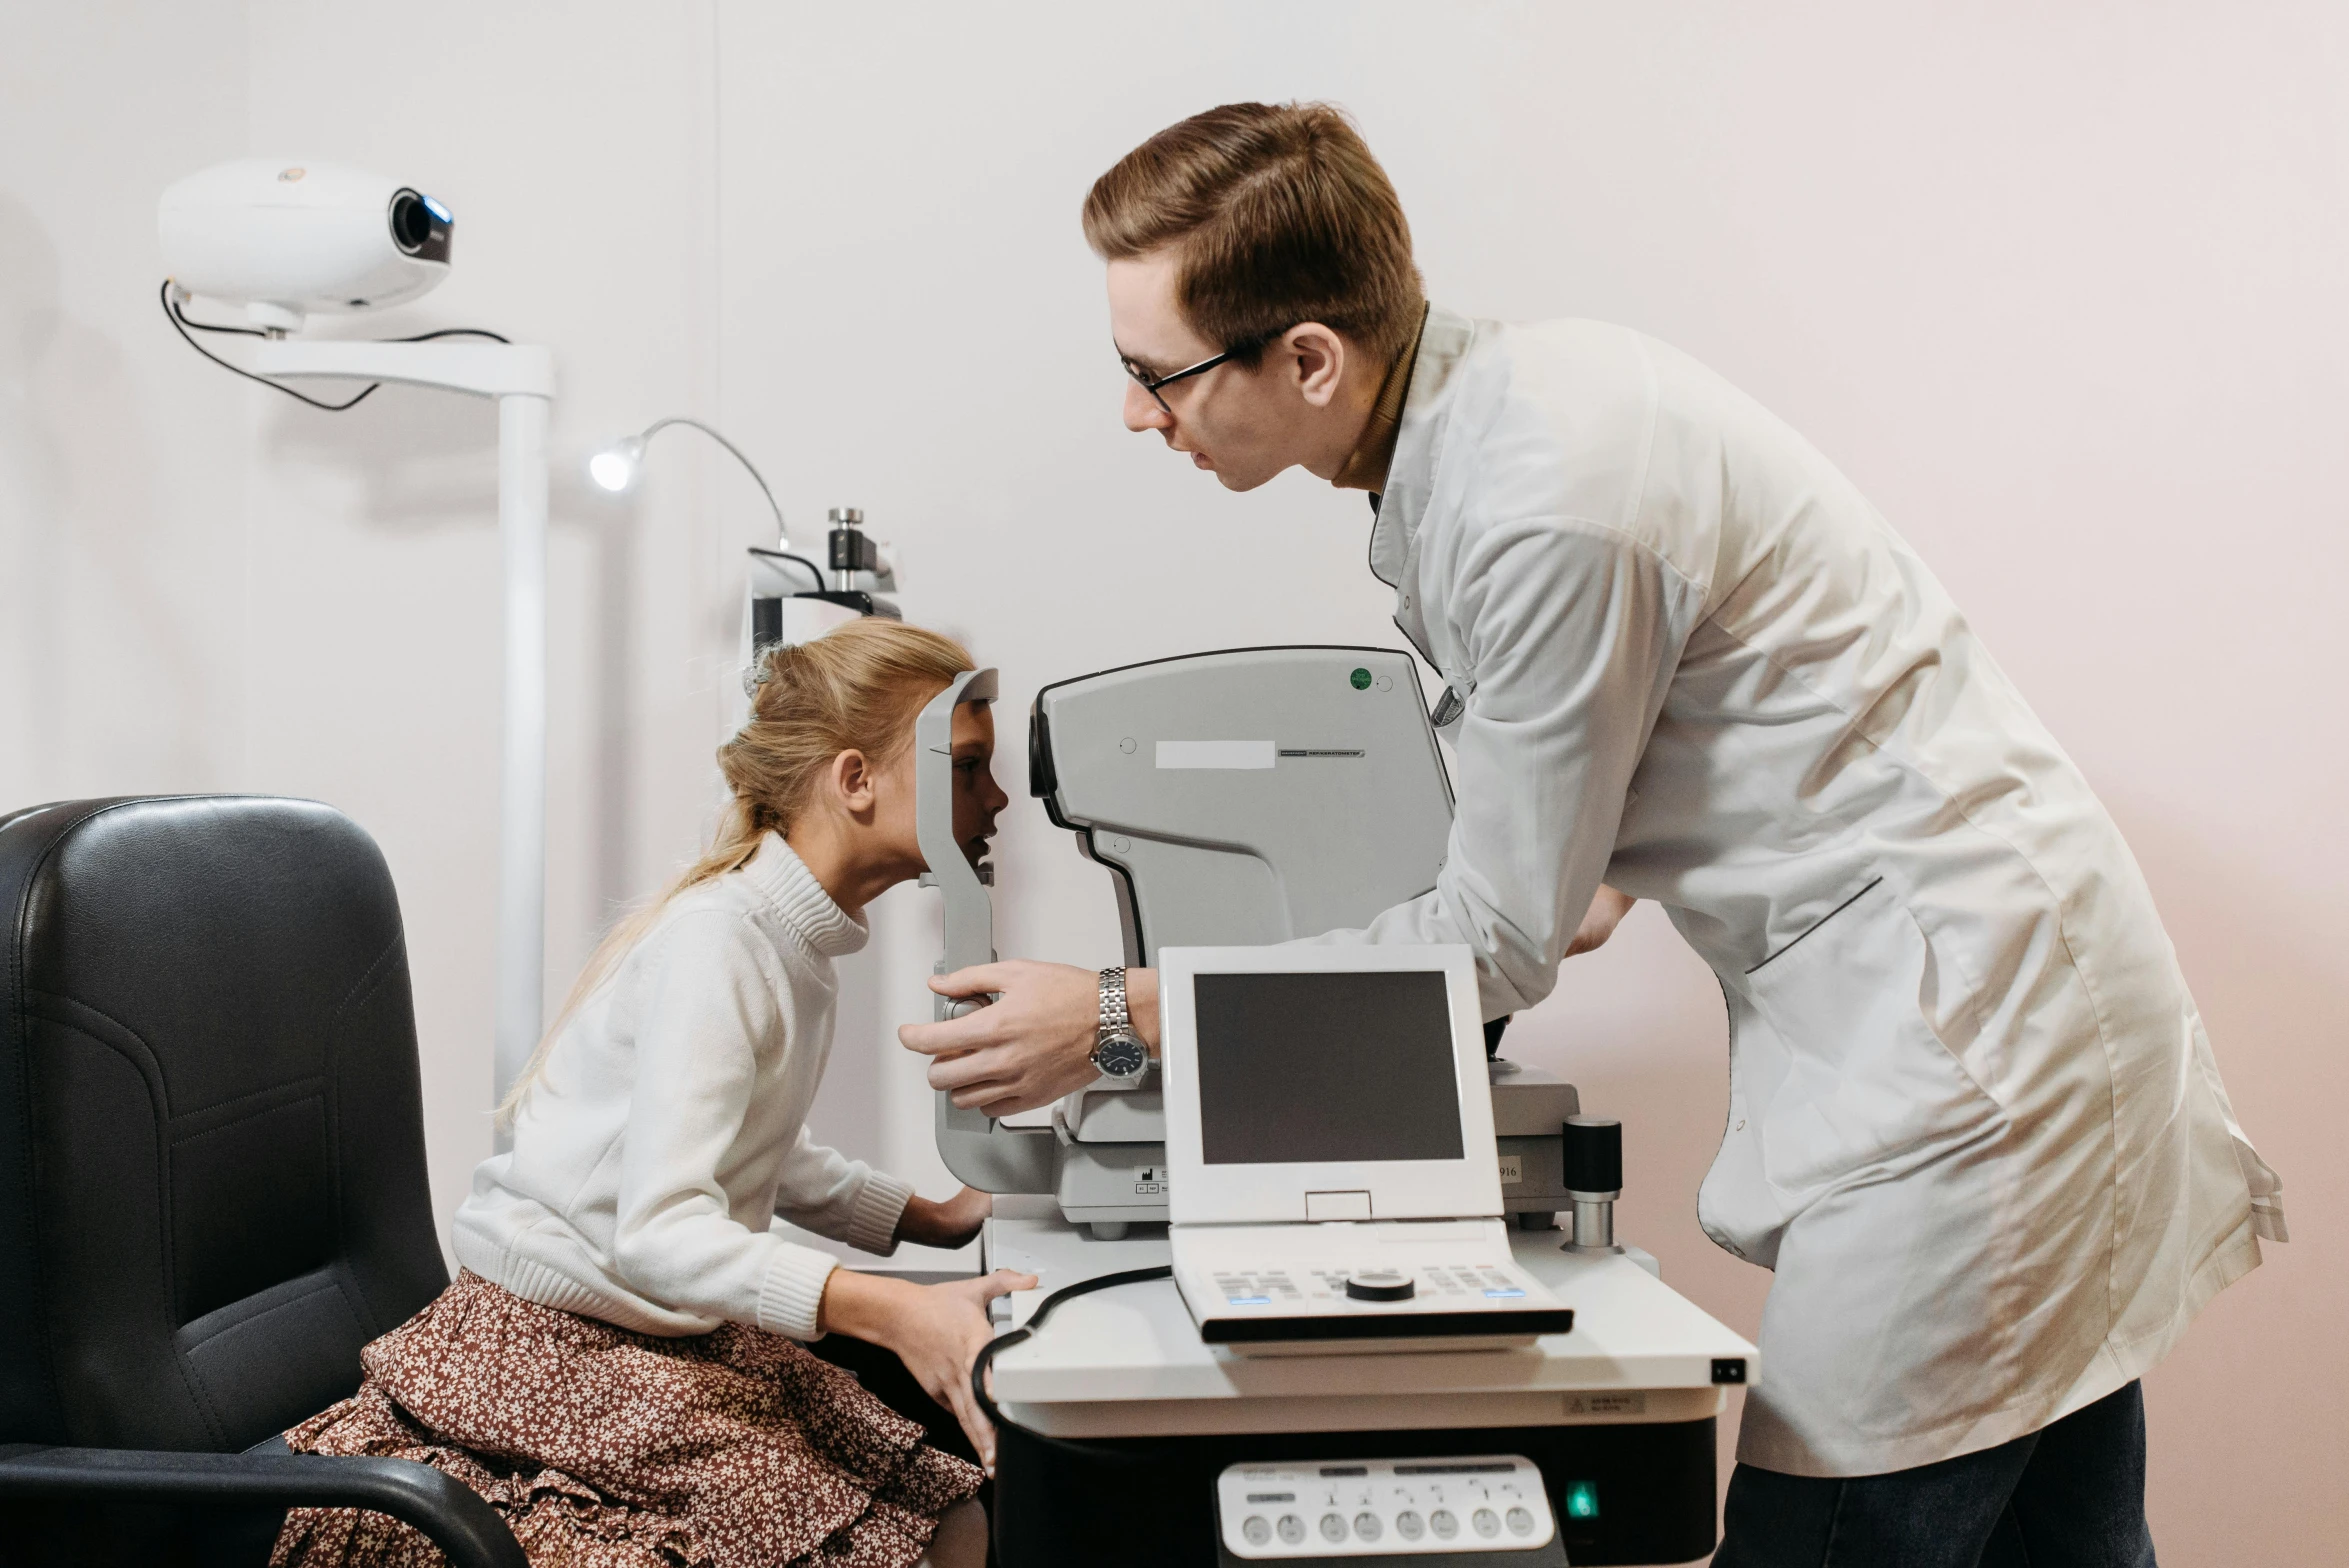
[757,1244,841,1341]
[844,1169,917,1257]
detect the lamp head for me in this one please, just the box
[588,435,646,493]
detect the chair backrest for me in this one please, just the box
[0,797,448,1453]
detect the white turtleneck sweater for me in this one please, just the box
[451,834,914,1342]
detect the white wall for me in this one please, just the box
[1,7,250,807]
[6,5,2342,1562]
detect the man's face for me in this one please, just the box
[1106,251,1330,492]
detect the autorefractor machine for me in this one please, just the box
[912,647,1757,1566]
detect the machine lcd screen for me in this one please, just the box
[1192,970,1465,1165]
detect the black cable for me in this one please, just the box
[746,546,828,592]
[163,281,377,410]
[167,296,269,336]
[971,1265,1174,1457]
[388,325,512,344]
[171,292,510,348]
[160,280,512,412]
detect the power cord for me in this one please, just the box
[746,545,829,593]
[159,279,513,412]
[972,1265,1174,1457]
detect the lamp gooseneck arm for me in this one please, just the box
[638,416,788,545]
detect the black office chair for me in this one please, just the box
[0,796,524,1568]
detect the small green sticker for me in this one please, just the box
[1566,1482,1600,1520]
[1349,667,1372,690]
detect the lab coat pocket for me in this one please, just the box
[1741,878,2001,1200]
[1697,988,1799,1269]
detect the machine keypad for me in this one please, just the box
[1214,1270,1304,1304]
[1216,1455,1554,1559]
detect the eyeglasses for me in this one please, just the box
[1118,328,1287,414]
[1120,348,1237,414]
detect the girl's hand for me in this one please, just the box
[896,1186,993,1250]
[819,1267,1039,1470]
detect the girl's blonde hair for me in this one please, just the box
[498,617,974,1124]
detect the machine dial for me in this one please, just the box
[1344,1270,1415,1302]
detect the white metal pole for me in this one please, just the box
[494,390,551,1135]
[250,338,556,1133]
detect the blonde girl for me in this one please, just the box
[275,619,1030,1568]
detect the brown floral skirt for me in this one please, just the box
[272,1271,982,1568]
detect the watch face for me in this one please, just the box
[1094,1030,1148,1079]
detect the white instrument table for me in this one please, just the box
[982,1198,1757,1440]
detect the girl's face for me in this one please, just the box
[945,700,1009,867]
[790,694,1009,913]
[864,697,1008,872]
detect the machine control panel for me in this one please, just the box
[1207,1262,1535,1306]
[1215,1456,1556,1559]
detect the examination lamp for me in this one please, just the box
[591,417,789,548]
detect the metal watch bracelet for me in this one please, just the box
[1098,966,1129,1035]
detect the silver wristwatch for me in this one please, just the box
[1090,967,1149,1081]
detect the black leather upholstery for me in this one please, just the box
[0,796,447,1456]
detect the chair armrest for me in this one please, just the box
[0,1444,525,1568]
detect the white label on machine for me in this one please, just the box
[1563,1390,1647,1416]
[1216,1455,1556,1558]
[1497,1154,1523,1186]
[1157,740,1276,770]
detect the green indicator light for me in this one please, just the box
[1349,667,1372,690]
[1565,1482,1599,1520]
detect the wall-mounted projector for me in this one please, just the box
[158,158,453,333]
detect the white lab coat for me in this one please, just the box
[1322,304,2284,1477]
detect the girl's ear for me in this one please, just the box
[831,748,878,815]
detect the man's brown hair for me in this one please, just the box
[1083,101,1423,367]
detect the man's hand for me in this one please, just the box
[895,1186,992,1250]
[897,960,1140,1117]
[1566,884,1637,958]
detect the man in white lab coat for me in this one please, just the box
[900,102,2284,1564]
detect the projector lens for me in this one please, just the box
[389,190,435,253]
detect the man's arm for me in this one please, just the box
[904,884,1629,1116]
[902,521,1695,1114]
[903,960,1160,1113]
[1297,519,1690,1016]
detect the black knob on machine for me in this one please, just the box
[1562,1116,1623,1195]
[1344,1270,1416,1302]
[1561,1116,1625,1255]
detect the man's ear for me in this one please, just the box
[830,748,878,816]
[1282,322,1348,408]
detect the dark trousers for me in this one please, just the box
[1715,1381,2155,1567]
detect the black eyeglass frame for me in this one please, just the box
[1119,326,1290,414]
